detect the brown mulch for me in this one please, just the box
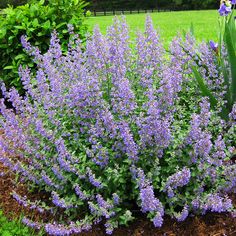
[1,155,236,236]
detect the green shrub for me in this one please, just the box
[0,210,40,235]
[0,0,88,94]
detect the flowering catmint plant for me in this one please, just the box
[189,0,236,120]
[0,15,236,236]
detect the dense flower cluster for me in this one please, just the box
[192,193,232,214]
[0,15,236,235]
[164,167,191,198]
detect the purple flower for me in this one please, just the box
[52,165,65,181]
[96,194,115,219]
[204,194,232,213]
[74,184,88,200]
[192,194,232,214]
[68,221,92,234]
[112,193,120,205]
[12,192,28,207]
[133,168,164,217]
[136,15,164,87]
[231,0,236,4]
[197,43,225,101]
[44,223,72,235]
[22,218,41,230]
[51,191,74,209]
[209,40,218,51]
[42,171,60,189]
[12,192,46,213]
[218,3,232,16]
[140,185,163,214]
[222,165,236,192]
[165,167,191,196]
[175,205,189,222]
[86,168,103,189]
[0,171,5,177]
[89,197,114,219]
[105,222,114,235]
[96,194,113,210]
[153,212,163,227]
[167,187,175,198]
[210,135,226,165]
[118,121,139,161]
[194,132,213,158]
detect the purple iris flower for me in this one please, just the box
[231,0,236,4]
[209,40,218,51]
[218,3,232,16]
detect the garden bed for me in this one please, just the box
[1,161,236,236]
[1,2,236,235]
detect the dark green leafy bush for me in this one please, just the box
[0,0,88,94]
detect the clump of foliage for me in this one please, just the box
[0,12,236,236]
[0,210,40,236]
[0,0,88,94]
[191,0,236,121]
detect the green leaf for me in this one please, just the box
[39,0,45,5]
[3,65,14,70]
[14,25,25,30]
[192,66,228,120]
[220,54,232,110]
[32,18,39,27]
[0,44,8,49]
[0,28,6,38]
[15,54,26,60]
[42,20,51,30]
[37,32,45,36]
[224,19,236,104]
[55,22,67,29]
[192,66,217,108]
[190,22,194,36]
[79,1,89,8]
[2,231,12,236]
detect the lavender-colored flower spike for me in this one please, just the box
[175,205,189,222]
[165,167,191,197]
[140,185,160,213]
[153,212,163,227]
[22,217,41,230]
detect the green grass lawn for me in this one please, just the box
[86,10,219,46]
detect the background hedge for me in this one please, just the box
[87,0,219,11]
